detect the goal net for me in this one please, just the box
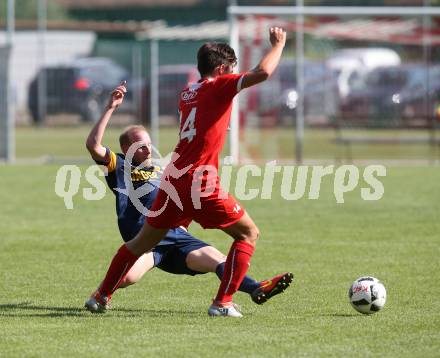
[230,7,440,163]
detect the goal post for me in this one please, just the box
[0,45,14,163]
[1,0,15,163]
[227,5,440,164]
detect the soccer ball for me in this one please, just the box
[348,276,386,314]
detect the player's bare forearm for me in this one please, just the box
[251,45,284,81]
[85,108,114,162]
[85,82,126,163]
[241,27,286,89]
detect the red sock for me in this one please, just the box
[214,240,255,304]
[99,244,139,297]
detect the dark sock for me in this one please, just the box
[215,262,260,295]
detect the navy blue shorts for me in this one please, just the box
[152,228,210,276]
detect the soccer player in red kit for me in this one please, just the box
[92,27,288,317]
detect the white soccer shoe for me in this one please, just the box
[84,291,111,313]
[208,302,243,318]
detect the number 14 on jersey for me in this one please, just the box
[179,107,197,142]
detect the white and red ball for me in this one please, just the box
[349,276,386,314]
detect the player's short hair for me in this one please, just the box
[197,42,237,77]
[119,125,147,148]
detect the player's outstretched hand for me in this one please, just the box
[269,27,286,49]
[107,80,127,110]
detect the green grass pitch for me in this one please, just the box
[14,125,440,161]
[1,160,439,357]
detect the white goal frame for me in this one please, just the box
[228,4,440,164]
[2,0,15,163]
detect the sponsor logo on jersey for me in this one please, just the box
[131,168,159,182]
[181,90,198,101]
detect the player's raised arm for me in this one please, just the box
[85,81,127,163]
[241,27,286,90]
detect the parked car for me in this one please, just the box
[250,59,338,126]
[141,64,199,124]
[279,59,339,119]
[398,65,440,124]
[326,48,401,100]
[158,64,199,117]
[338,64,426,125]
[28,57,134,123]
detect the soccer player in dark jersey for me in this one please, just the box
[90,27,289,317]
[84,82,293,313]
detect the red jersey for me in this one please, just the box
[173,73,243,173]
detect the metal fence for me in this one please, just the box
[7,30,205,126]
[6,24,223,161]
[6,7,440,163]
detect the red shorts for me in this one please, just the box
[147,174,245,229]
